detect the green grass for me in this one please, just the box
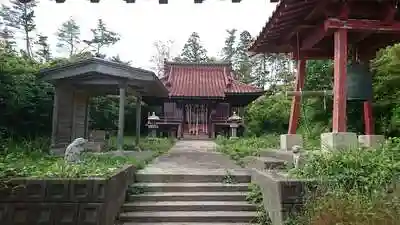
[0,136,175,184]
[215,135,279,165]
[107,136,175,152]
[216,134,400,225]
[287,137,400,225]
[0,151,137,179]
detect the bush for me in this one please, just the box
[107,136,175,152]
[0,137,175,190]
[294,189,399,225]
[290,141,399,194]
[288,138,400,225]
[216,135,279,164]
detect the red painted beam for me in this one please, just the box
[352,2,397,46]
[382,2,397,23]
[332,28,348,132]
[283,25,315,43]
[325,18,400,33]
[290,49,332,60]
[305,0,330,20]
[300,23,332,50]
[288,59,306,134]
[300,2,347,50]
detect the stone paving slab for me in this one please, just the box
[140,140,242,174]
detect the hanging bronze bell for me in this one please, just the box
[346,62,373,101]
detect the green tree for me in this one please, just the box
[56,18,81,57]
[178,32,209,63]
[84,19,120,58]
[35,34,51,62]
[0,26,16,52]
[0,0,37,58]
[371,44,400,136]
[221,29,237,63]
[251,54,269,89]
[234,30,253,84]
[0,43,53,138]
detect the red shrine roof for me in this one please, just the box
[249,0,400,57]
[160,62,264,98]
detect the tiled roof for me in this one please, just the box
[161,61,264,98]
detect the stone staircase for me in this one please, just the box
[118,170,257,224]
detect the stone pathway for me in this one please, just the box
[118,140,257,224]
[140,140,243,174]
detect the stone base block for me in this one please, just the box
[280,134,303,151]
[321,132,358,151]
[358,135,385,149]
[85,142,103,152]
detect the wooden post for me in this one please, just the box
[135,94,142,146]
[207,103,211,138]
[363,101,374,134]
[117,84,126,151]
[288,59,306,134]
[182,103,186,138]
[84,95,90,139]
[51,87,59,147]
[332,28,348,132]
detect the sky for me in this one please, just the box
[3,0,277,70]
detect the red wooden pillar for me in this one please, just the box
[332,28,348,132]
[288,59,306,134]
[363,101,374,134]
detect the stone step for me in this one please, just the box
[136,170,251,183]
[259,150,307,167]
[118,211,257,223]
[244,156,287,170]
[122,201,256,212]
[131,182,250,192]
[128,192,248,202]
[122,223,253,225]
[259,150,294,163]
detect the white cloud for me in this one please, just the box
[9,0,277,70]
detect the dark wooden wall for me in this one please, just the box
[53,86,89,148]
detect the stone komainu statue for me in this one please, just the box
[291,145,302,169]
[64,137,87,163]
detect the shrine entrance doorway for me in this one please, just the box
[184,104,209,139]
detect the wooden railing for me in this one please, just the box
[151,116,244,124]
[158,116,182,123]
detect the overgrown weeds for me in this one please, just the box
[246,183,272,225]
[106,136,175,152]
[215,135,279,164]
[0,137,174,190]
[288,137,400,225]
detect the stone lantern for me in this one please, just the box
[227,112,242,139]
[147,112,160,138]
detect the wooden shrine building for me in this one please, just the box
[249,0,400,150]
[142,61,265,139]
[40,57,168,151]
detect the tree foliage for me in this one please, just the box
[0,0,37,58]
[221,29,237,63]
[56,18,81,57]
[83,19,120,58]
[177,32,209,63]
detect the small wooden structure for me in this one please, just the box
[249,0,400,136]
[40,57,168,151]
[142,61,265,139]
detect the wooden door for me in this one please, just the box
[71,91,88,140]
[185,104,208,136]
